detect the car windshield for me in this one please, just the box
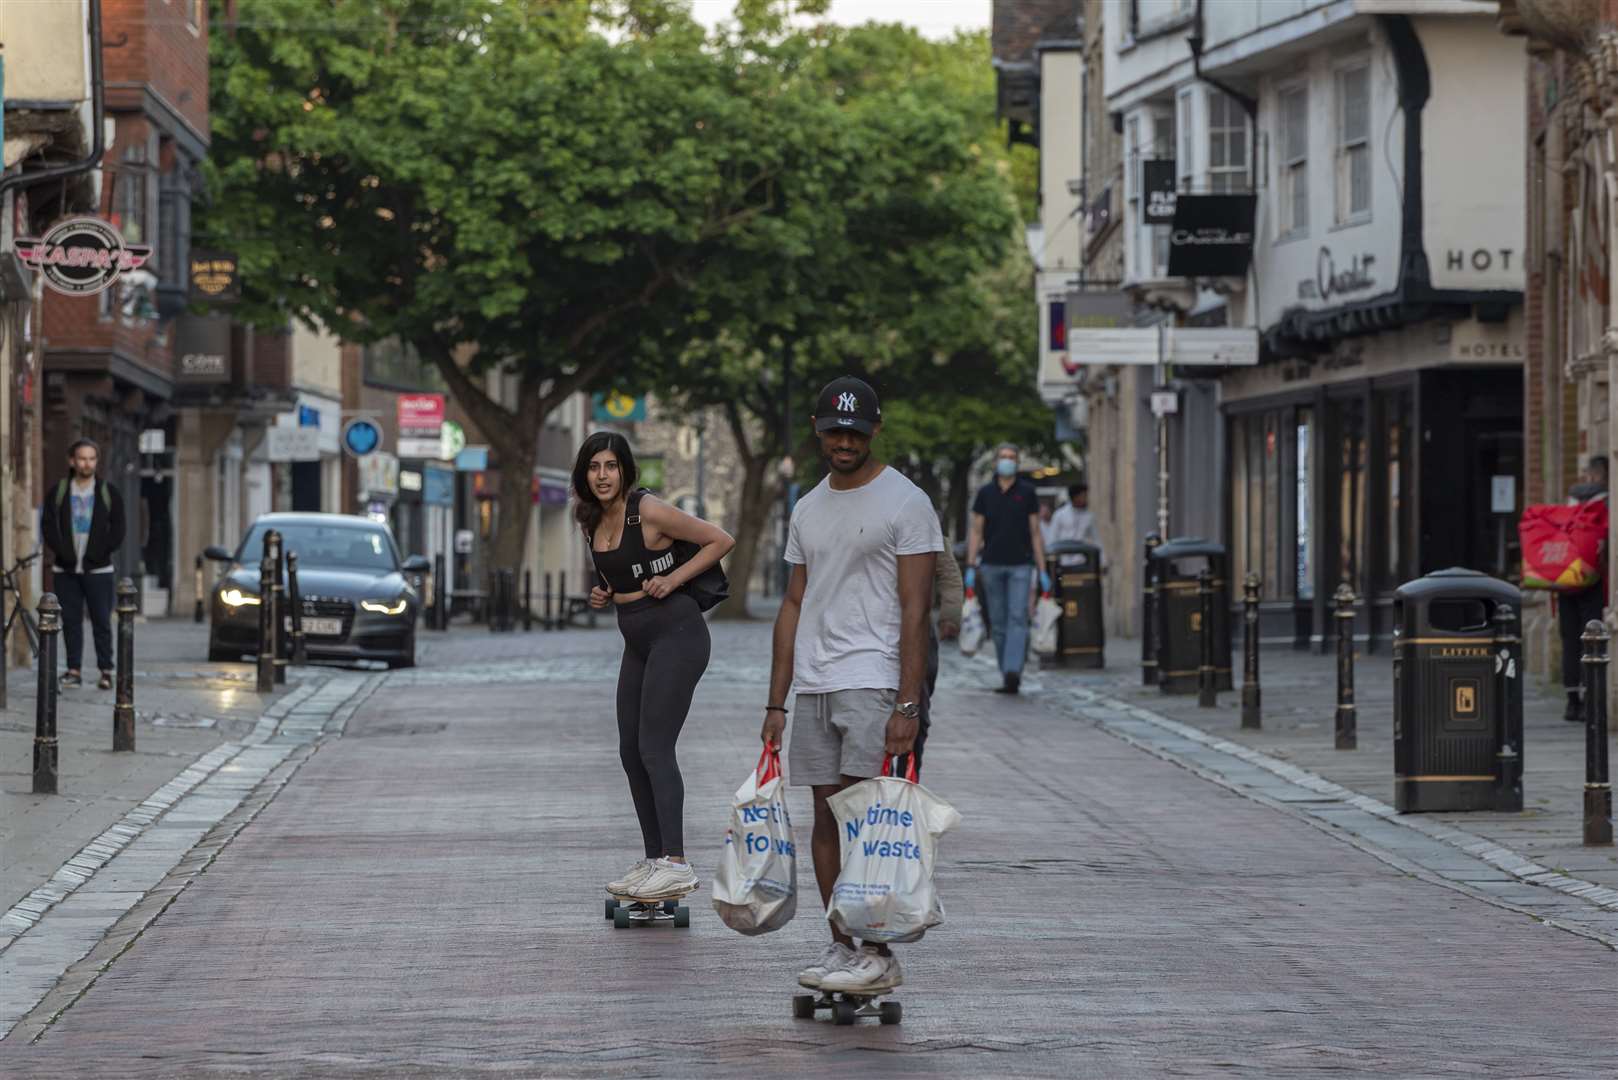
[237,522,398,571]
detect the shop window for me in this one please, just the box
[1332,399,1367,596]
[1376,389,1413,592]
[114,145,149,245]
[1230,409,1296,603]
[1335,63,1370,223]
[1278,83,1308,236]
[1296,409,1314,600]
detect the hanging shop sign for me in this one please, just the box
[188,250,240,303]
[1166,195,1257,278]
[423,465,456,507]
[397,392,446,459]
[173,313,233,383]
[267,425,321,463]
[592,391,645,423]
[441,420,467,459]
[14,216,152,296]
[1142,160,1177,225]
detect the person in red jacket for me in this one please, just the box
[1560,454,1608,723]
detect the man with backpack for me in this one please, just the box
[40,439,126,689]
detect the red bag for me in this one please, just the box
[1519,501,1607,590]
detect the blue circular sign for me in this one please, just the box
[342,418,381,457]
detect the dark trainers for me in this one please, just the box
[59,670,82,688]
[97,671,114,690]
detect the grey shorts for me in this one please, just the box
[789,688,896,786]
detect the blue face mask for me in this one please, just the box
[995,458,1017,478]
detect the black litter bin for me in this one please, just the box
[1392,568,1523,812]
[1047,541,1103,669]
[1149,538,1232,694]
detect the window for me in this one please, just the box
[115,145,149,245]
[1335,63,1370,222]
[1230,408,1296,603]
[1207,90,1250,193]
[1151,112,1175,270]
[188,0,202,31]
[1278,84,1309,235]
[1177,89,1195,191]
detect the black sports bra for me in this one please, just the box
[589,489,692,595]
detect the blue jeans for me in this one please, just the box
[979,563,1032,677]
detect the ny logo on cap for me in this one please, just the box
[837,392,857,412]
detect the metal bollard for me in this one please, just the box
[1242,573,1262,729]
[271,534,288,684]
[257,532,278,693]
[114,578,137,752]
[1493,603,1523,809]
[34,593,61,795]
[287,551,307,667]
[544,571,554,631]
[523,570,533,632]
[1142,533,1162,685]
[193,554,205,623]
[1581,619,1613,846]
[1334,582,1356,750]
[434,554,447,631]
[559,570,568,632]
[1197,568,1216,708]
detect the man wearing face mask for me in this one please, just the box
[966,444,1048,694]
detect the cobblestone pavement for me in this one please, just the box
[0,619,1613,1077]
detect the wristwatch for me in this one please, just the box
[896,700,921,720]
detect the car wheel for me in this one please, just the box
[387,637,416,670]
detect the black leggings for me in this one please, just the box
[615,592,711,858]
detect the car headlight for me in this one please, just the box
[360,598,408,616]
[220,587,261,608]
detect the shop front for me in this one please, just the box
[1225,319,1523,650]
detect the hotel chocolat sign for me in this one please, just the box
[14,216,152,296]
[1298,247,1377,302]
[1166,195,1256,278]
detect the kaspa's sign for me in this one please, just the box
[15,217,152,296]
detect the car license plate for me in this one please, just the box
[286,616,343,637]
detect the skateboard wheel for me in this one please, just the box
[662,899,678,913]
[604,898,617,920]
[832,1000,857,1026]
[792,994,816,1019]
[673,906,690,928]
[879,1001,902,1025]
[612,907,631,929]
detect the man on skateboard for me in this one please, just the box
[762,376,942,996]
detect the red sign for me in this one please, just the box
[397,393,445,430]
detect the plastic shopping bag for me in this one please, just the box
[1032,594,1061,656]
[825,756,960,944]
[1520,501,1607,590]
[959,591,985,656]
[712,747,798,936]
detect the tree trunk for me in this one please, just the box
[491,437,537,576]
[946,456,972,542]
[714,452,774,620]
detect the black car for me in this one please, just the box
[206,512,429,669]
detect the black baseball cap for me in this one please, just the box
[813,376,881,435]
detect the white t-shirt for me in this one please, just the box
[785,466,944,694]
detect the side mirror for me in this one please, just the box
[203,545,234,562]
[401,554,431,573]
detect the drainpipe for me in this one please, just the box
[0,0,106,202]
[1188,1,1258,122]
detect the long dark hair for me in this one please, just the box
[572,431,638,536]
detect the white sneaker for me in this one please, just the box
[796,941,857,989]
[607,859,653,894]
[627,857,698,899]
[819,945,903,993]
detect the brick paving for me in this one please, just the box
[0,620,1611,1077]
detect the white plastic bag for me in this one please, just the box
[1033,594,1061,656]
[712,747,798,936]
[825,758,960,944]
[959,592,985,656]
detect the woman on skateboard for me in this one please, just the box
[576,431,734,900]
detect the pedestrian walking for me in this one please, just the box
[762,375,942,996]
[39,438,125,690]
[965,443,1048,694]
[577,431,735,900]
[1559,454,1608,723]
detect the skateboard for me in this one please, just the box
[791,989,903,1026]
[603,889,693,929]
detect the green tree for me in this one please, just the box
[204,0,839,567]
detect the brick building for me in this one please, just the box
[41,0,211,605]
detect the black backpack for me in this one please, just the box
[627,488,729,612]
